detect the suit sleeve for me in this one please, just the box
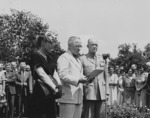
[57,55,80,87]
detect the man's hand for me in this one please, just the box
[78,77,88,84]
[86,77,95,83]
[23,82,27,86]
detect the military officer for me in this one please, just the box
[80,38,109,118]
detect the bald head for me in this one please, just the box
[87,38,98,54]
[88,38,98,45]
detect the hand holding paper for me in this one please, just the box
[86,69,103,83]
[79,76,88,84]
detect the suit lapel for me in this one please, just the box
[66,51,82,71]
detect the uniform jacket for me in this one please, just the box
[80,53,109,100]
[57,50,84,104]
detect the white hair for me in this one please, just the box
[68,36,81,46]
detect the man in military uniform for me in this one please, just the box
[80,38,109,118]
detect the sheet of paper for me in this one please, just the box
[87,69,102,78]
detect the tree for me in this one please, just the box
[0,9,64,64]
[144,43,150,60]
[109,43,145,70]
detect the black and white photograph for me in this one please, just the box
[0,0,150,118]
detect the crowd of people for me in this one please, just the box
[0,62,33,118]
[108,63,150,108]
[0,34,150,118]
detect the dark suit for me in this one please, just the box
[5,71,17,118]
[16,70,33,117]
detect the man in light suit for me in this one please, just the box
[80,38,109,118]
[57,36,87,118]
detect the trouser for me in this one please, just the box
[16,95,28,117]
[8,94,15,118]
[82,100,105,118]
[27,92,32,117]
[17,95,28,116]
[59,103,82,118]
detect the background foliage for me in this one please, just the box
[0,9,64,64]
[109,43,150,70]
[1,9,150,69]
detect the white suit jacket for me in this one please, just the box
[57,50,84,104]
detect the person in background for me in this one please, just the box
[0,63,7,117]
[57,36,87,118]
[25,65,33,117]
[131,64,138,78]
[135,66,148,107]
[123,68,135,104]
[15,62,27,118]
[30,34,62,118]
[5,63,18,118]
[115,65,120,75]
[131,64,137,73]
[108,66,118,105]
[25,65,34,95]
[146,62,150,108]
[117,69,125,105]
[80,38,109,118]
[11,62,18,72]
[16,62,32,117]
[10,61,19,116]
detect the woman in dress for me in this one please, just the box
[123,68,136,104]
[108,66,118,105]
[0,63,6,117]
[135,66,148,107]
[117,69,125,105]
[30,34,62,118]
[0,64,6,105]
